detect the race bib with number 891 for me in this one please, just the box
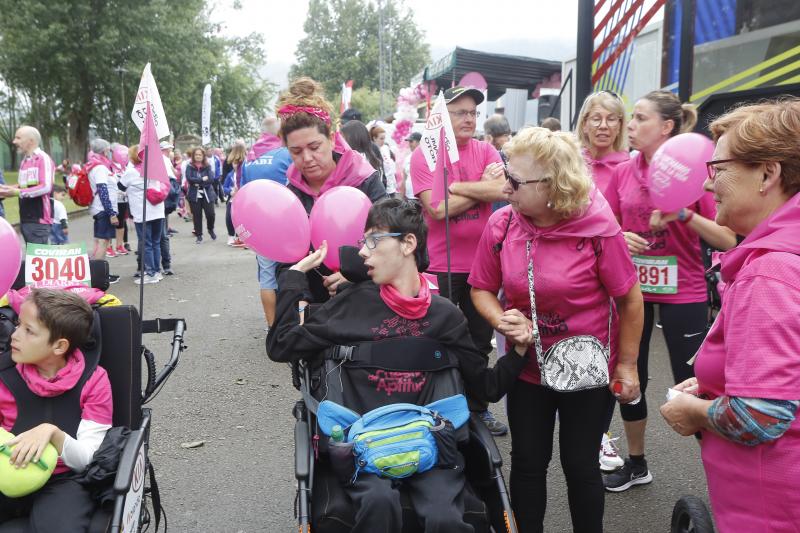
[632,255,678,294]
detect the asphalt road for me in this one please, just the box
[65,204,711,533]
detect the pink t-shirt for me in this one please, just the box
[0,365,113,474]
[468,204,637,384]
[605,152,715,304]
[410,139,502,273]
[583,149,629,199]
[694,251,800,532]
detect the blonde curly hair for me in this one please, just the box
[277,77,336,140]
[504,127,592,218]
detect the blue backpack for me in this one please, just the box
[317,394,468,481]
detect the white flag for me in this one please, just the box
[130,63,170,139]
[420,91,459,172]
[201,84,212,145]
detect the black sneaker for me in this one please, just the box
[478,410,508,436]
[195,236,203,244]
[209,229,217,241]
[108,274,120,284]
[124,243,132,252]
[162,268,174,276]
[604,459,653,492]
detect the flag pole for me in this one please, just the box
[443,166,452,298]
[138,143,148,320]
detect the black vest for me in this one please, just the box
[0,331,100,438]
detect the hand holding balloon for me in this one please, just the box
[291,241,328,274]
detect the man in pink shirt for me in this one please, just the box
[0,126,55,244]
[410,86,508,435]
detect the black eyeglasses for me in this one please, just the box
[706,158,739,181]
[504,167,549,191]
[357,232,402,250]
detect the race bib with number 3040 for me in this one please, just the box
[25,243,91,288]
[632,255,678,294]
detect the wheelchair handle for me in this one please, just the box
[143,318,186,403]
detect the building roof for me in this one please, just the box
[416,47,562,101]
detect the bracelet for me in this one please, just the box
[298,305,307,314]
[678,208,695,223]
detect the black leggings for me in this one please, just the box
[190,197,215,237]
[619,301,708,422]
[508,380,611,533]
[225,200,235,237]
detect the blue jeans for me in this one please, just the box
[50,224,68,244]
[135,219,164,276]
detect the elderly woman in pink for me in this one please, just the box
[661,99,800,532]
[576,91,629,198]
[470,127,643,532]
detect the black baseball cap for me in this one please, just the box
[406,132,422,142]
[444,86,484,106]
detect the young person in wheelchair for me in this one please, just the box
[268,197,530,532]
[0,289,112,531]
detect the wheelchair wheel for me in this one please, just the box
[671,495,714,533]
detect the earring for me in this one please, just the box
[546,200,554,209]
[759,186,765,194]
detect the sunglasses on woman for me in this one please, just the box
[505,167,550,191]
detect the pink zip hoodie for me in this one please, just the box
[469,188,637,384]
[582,148,629,199]
[693,191,800,533]
[286,133,377,199]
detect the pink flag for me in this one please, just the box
[430,127,454,207]
[137,102,169,188]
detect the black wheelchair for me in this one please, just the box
[0,260,186,533]
[287,249,518,533]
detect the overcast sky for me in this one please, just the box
[214,0,582,90]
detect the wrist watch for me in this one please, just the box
[678,208,694,223]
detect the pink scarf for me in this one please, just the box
[379,274,432,319]
[18,349,86,398]
[247,133,283,162]
[84,153,113,175]
[286,133,377,199]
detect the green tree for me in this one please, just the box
[346,87,382,122]
[0,86,30,169]
[0,0,274,160]
[291,0,429,101]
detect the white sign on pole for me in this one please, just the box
[130,63,170,139]
[201,84,212,145]
[420,92,459,172]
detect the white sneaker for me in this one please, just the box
[135,274,161,285]
[227,236,236,246]
[153,272,164,282]
[600,432,624,472]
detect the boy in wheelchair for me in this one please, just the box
[0,289,112,532]
[268,198,531,532]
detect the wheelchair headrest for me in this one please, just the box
[339,246,369,283]
[13,259,110,292]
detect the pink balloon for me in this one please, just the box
[112,145,129,167]
[648,133,715,212]
[310,187,372,271]
[231,180,310,262]
[0,218,21,297]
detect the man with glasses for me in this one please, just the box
[410,86,509,435]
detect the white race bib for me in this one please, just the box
[633,255,678,294]
[25,243,91,288]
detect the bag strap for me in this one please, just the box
[525,240,613,368]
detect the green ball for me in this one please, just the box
[0,428,58,498]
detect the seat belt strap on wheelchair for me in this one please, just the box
[324,339,458,372]
[302,387,320,415]
[148,461,162,531]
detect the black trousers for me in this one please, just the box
[190,196,215,237]
[225,200,235,237]
[343,455,473,533]
[0,474,95,532]
[432,272,494,411]
[619,301,708,422]
[507,380,611,533]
